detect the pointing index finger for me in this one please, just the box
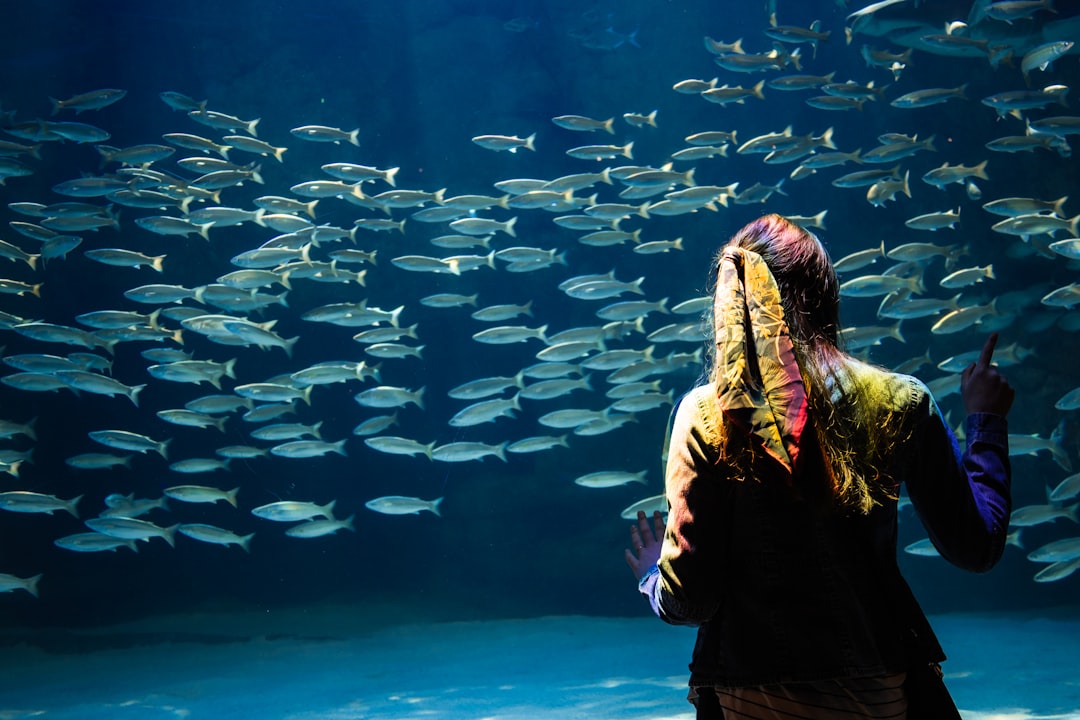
[977,332,999,368]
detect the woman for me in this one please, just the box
[625,214,1014,719]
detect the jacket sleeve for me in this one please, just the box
[903,383,1011,573]
[643,388,733,626]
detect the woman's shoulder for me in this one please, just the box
[839,356,930,413]
[675,383,725,445]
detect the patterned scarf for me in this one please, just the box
[714,247,809,475]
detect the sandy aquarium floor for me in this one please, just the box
[0,607,1077,720]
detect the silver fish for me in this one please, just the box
[178,523,254,552]
[364,495,443,516]
[84,517,178,546]
[285,516,356,538]
[0,491,82,517]
[251,500,336,522]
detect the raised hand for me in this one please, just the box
[625,510,665,581]
[961,332,1015,416]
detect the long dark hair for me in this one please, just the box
[709,214,906,513]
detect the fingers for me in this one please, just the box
[629,510,666,562]
[977,332,999,368]
[637,510,656,545]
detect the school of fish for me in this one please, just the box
[0,0,1079,600]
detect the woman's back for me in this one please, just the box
[626,214,1013,719]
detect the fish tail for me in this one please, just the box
[389,305,405,328]
[65,495,83,519]
[128,384,146,408]
[821,126,836,150]
[1051,421,1073,471]
[429,497,444,517]
[24,574,42,598]
[162,524,179,548]
[94,144,115,166]
[1052,196,1069,217]
[239,533,254,553]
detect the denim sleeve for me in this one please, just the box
[903,387,1011,573]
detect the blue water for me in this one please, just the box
[0,2,1078,712]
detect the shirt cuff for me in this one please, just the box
[965,412,1007,448]
[637,565,661,617]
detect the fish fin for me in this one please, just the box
[24,574,42,598]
